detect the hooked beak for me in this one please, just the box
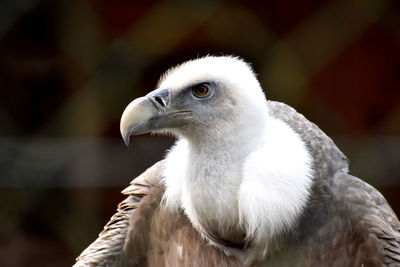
[120,88,192,146]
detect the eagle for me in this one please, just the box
[74,56,400,266]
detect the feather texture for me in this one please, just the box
[75,101,400,266]
[75,54,400,265]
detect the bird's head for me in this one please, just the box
[120,56,268,145]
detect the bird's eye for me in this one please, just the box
[192,83,211,98]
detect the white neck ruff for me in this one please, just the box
[161,110,314,251]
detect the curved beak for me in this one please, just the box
[120,96,156,145]
[120,88,192,146]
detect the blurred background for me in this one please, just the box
[0,0,399,266]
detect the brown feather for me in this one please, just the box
[74,165,400,267]
[74,161,240,267]
[75,100,400,266]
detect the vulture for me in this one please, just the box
[74,56,400,266]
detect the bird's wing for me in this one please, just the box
[376,225,400,266]
[73,160,165,267]
[305,172,400,266]
[341,174,400,266]
[74,160,240,267]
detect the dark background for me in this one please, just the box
[1,0,399,266]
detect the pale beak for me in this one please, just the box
[120,96,156,145]
[120,88,192,145]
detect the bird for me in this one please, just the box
[74,56,400,266]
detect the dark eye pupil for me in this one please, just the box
[193,84,209,97]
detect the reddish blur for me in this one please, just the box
[0,0,399,266]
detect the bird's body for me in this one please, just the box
[74,56,400,266]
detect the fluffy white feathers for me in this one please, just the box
[158,56,267,114]
[239,115,314,244]
[160,56,313,256]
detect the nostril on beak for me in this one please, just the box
[154,96,165,107]
[146,88,170,109]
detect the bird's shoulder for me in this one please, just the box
[267,100,349,177]
[74,161,166,267]
[334,172,400,266]
[264,100,400,266]
[75,160,241,267]
[300,172,400,266]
